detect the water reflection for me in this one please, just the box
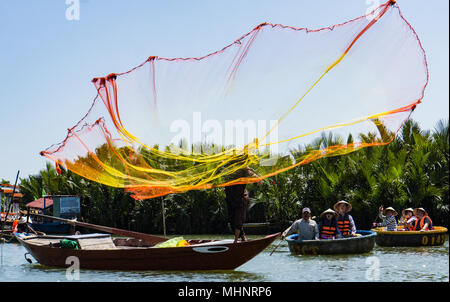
[376,245,447,256]
[19,262,264,282]
[99,269,265,282]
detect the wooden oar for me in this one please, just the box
[26,223,45,236]
[270,222,295,256]
[269,236,284,256]
[25,212,167,245]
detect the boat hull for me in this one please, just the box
[286,230,376,255]
[372,226,448,247]
[16,233,279,270]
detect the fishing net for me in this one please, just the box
[41,0,428,200]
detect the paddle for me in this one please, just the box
[24,212,167,245]
[270,221,296,256]
[269,237,284,256]
[25,222,45,236]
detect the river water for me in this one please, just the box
[0,234,448,282]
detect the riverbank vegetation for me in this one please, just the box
[15,119,449,234]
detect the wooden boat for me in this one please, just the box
[286,230,376,255]
[371,226,448,247]
[16,232,279,270]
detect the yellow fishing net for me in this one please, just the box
[41,1,428,200]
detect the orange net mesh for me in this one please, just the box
[41,1,428,200]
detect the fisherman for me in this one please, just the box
[225,166,262,244]
[281,207,319,241]
[373,206,398,231]
[318,208,341,239]
[412,208,433,231]
[400,207,416,231]
[333,200,357,237]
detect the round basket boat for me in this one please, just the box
[371,226,448,247]
[286,230,376,255]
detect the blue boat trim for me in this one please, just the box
[27,222,72,234]
[286,230,377,242]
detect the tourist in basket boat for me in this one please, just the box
[412,208,433,231]
[281,207,319,241]
[318,208,342,239]
[400,207,417,231]
[373,206,398,231]
[333,200,357,237]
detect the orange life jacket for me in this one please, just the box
[320,225,337,239]
[406,217,417,231]
[337,213,351,236]
[413,216,433,231]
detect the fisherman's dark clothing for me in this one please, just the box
[225,184,247,230]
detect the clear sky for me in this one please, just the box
[0,0,448,183]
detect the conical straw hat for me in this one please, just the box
[320,208,337,219]
[383,207,398,216]
[413,207,428,216]
[401,208,414,217]
[333,200,352,213]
